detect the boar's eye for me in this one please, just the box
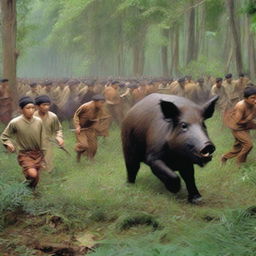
[180,122,188,131]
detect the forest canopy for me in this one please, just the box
[1,0,256,79]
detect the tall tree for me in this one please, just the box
[226,0,243,74]
[0,0,17,103]
[170,24,180,76]
[161,29,169,76]
[186,0,196,64]
[246,14,256,79]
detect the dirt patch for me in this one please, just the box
[34,242,91,256]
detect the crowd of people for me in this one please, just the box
[0,73,256,190]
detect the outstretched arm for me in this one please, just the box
[1,122,16,152]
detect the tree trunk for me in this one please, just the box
[132,45,140,77]
[225,41,233,74]
[117,18,124,76]
[246,14,256,80]
[161,29,169,77]
[197,2,206,56]
[170,24,180,77]
[133,42,145,77]
[226,0,243,74]
[0,0,17,105]
[186,0,196,64]
[223,22,231,61]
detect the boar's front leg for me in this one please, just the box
[148,159,181,193]
[178,165,202,204]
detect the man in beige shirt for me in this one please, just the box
[25,82,40,99]
[233,73,251,101]
[34,95,64,172]
[169,77,187,97]
[104,81,123,126]
[1,96,46,189]
[222,73,236,104]
[211,78,229,112]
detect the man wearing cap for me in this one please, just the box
[169,77,187,97]
[222,73,236,104]
[132,81,148,103]
[80,80,96,104]
[73,94,110,162]
[186,78,210,103]
[222,87,256,165]
[185,75,196,90]
[43,81,59,103]
[104,81,123,126]
[125,83,139,107]
[211,78,229,112]
[25,82,40,99]
[34,95,64,172]
[145,80,158,95]
[54,80,70,111]
[233,73,251,101]
[0,97,46,189]
[0,79,12,125]
[62,80,80,124]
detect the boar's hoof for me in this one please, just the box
[188,194,203,204]
[164,178,181,193]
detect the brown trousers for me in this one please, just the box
[75,128,97,159]
[223,130,253,163]
[18,150,44,188]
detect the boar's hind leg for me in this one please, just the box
[149,160,181,193]
[178,166,201,203]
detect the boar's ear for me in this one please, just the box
[160,100,180,122]
[202,96,219,120]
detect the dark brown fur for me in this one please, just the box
[121,93,218,203]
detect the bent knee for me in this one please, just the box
[244,143,253,150]
[26,168,38,178]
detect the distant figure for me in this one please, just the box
[0,79,12,125]
[222,73,236,105]
[104,81,123,126]
[132,82,148,103]
[42,81,61,116]
[185,75,196,90]
[126,83,139,107]
[73,94,110,162]
[80,80,96,104]
[0,97,46,189]
[62,80,80,124]
[211,78,229,112]
[26,82,40,99]
[34,95,64,172]
[222,87,256,166]
[169,77,187,97]
[185,78,209,103]
[233,73,250,101]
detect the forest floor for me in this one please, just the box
[0,113,256,256]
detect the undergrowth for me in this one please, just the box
[0,115,256,255]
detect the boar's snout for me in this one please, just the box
[200,143,215,157]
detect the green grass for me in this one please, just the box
[0,113,256,255]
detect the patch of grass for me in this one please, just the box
[0,181,33,230]
[89,208,256,256]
